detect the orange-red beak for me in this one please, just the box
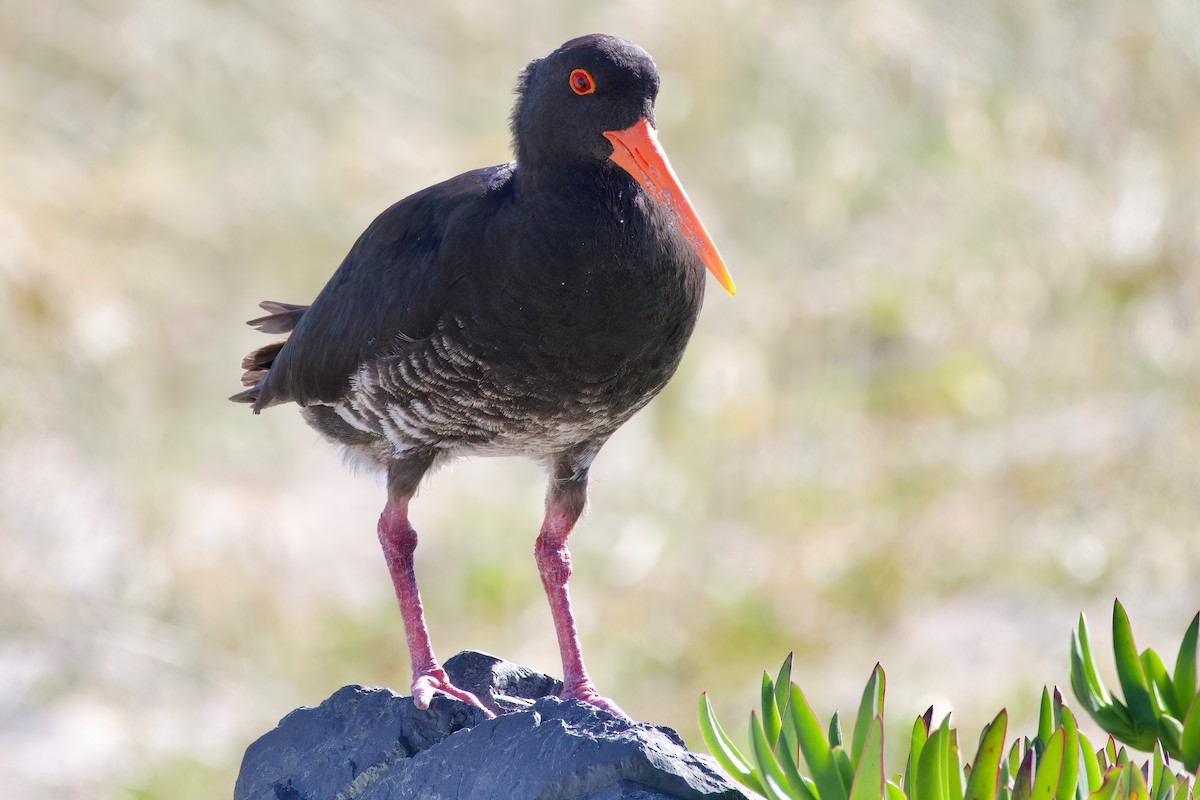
[603,118,735,296]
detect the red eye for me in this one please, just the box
[569,68,596,95]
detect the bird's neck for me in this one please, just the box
[511,155,628,207]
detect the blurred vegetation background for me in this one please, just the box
[2,0,1198,797]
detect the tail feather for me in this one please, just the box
[230,300,308,407]
[228,385,260,404]
[239,339,287,386]
[247,300,307,334]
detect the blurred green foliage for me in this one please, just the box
[2,1,1199,798]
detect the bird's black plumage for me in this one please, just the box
[232,34,732,717]
[236,35,707,473]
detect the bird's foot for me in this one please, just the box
[561,681,629,719]
[412,666,496,718]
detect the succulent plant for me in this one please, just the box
[1070,600,1200,774]
[701,601,1199,800]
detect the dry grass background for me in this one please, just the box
[2,0,1199,797]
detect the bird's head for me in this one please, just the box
[511,34,735,296]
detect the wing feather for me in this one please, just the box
[233,163,514,412]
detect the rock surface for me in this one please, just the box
[234,651,749,800]
[442,650,564,716]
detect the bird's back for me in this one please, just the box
[246,164,515,412]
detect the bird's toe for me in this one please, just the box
[562,684,630,720]
[412,668,496,718]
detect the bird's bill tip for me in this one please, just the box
[603,118,735,297]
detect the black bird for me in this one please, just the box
[232,34,734,718]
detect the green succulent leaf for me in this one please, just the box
[965,709,1008,800]
[1073,609,1149,745]
[1113,600,1159,744]
[1141,648,1175,719]
[830,711,845,750]
[1093,706,1141,745]
[698,693,766,795]
[1128,761,1151,800]
[1053,688,1066,731]
[1030,728,1065,800]
[1091,766,1126,800]
[886,779,907,800]
[915,721,949,800]
[1039,689,1055,745]
[951,729,966,800]
[835,746,856,793]
[915,716,961,800]
[853,665,885,768]
[776,729,818,800]
[1011,746,1035,800]
[1007,739,1026,789]
[849,717,885,800]
[782,692,801,764]
[999,745,1011,796]
[1151,741,1170,800]
[905,712,931,798]
[789,683,850,800]
[1077,731,1101,796]
[1158,714,1183,760]
[776,652,795,716]
[1172,616,1198,722]
[1073,614,1114,710]
[750,710,804,800]
[763,671,783,748]
[1180,691,1200,774]
[1057,705,1081,800]
[840,743,859,796]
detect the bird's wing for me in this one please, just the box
[238,163,515,411]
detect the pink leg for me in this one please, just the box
[535,465,628,718]
[377,499,494,717]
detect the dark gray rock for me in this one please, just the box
[235,651,748,800]
[443,649,564,715]
[234,686,488,800]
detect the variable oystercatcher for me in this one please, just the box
[232,34,734,718]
